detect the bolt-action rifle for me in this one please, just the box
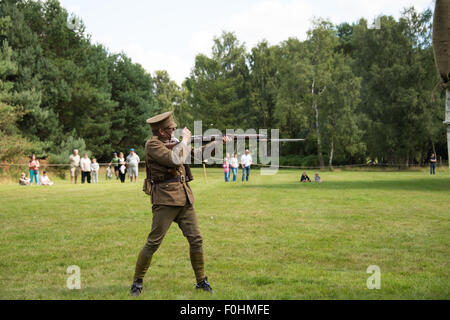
[164,134,304,181]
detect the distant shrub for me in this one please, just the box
[47,134,91,180]
[48,135,91,165]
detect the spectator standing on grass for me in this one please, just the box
[300,171,311,183]
[126,148,140,183]
[69,149,81,184]
[19,172,31,186]
[109,152,120,180]
[241,149,252,182]
[28,154,40,185]
[91,158,100,183]
[80,153,92,184]
[224,152,230,164]
[430,153,437,175]
[39,171,54,186]
[230,152,239,182]
[118,152,127,183]
[223,153,231,182]
[223,159,230,182]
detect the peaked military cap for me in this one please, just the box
[146,111,177,130]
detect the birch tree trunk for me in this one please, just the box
[312,79,325,169]
[329,136,334,170]
[445,89,450,174]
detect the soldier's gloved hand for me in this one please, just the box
[181,127,192,144]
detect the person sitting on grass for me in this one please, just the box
[19,172,31,186]
[314,172,321,183]
[300,171,311,183]
[39,171,54,186]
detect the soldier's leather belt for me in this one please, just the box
[151,175,191,184]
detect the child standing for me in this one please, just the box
[91,158,100,183]
[223,160,230,182]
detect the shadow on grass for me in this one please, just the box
[11,285,130,300]
[20,285,215,300]
[244,178,450,192]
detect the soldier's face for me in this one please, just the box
[163,127,176,139]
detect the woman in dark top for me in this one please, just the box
[118,152,127,183]
[300,171,311,182]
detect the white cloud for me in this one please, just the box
[190,30,217,57]
[189,0,315,57]
[61,0,436,85]
[227,0,315,45]
[142,0,435,84]
[121,44,193,85]
[189,0,434,51]
[324,0,433,24]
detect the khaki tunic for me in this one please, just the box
[145,135,194,206]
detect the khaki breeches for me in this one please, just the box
[134,204,204,281]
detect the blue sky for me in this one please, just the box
[59,0,434,84]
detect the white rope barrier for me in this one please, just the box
[0,161,444,170]
[0,161,146,167]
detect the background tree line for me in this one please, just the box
[0,0,447,167]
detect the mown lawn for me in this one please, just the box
[0,168,449,299]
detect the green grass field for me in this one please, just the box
[0,168,449,299]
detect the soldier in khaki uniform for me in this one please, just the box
[131,111,229,296]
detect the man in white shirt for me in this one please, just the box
[69,149,81,184]
[80,153,92,184]
[240,149,252,182]
[230,153,239,182]
[126,148,140,183]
